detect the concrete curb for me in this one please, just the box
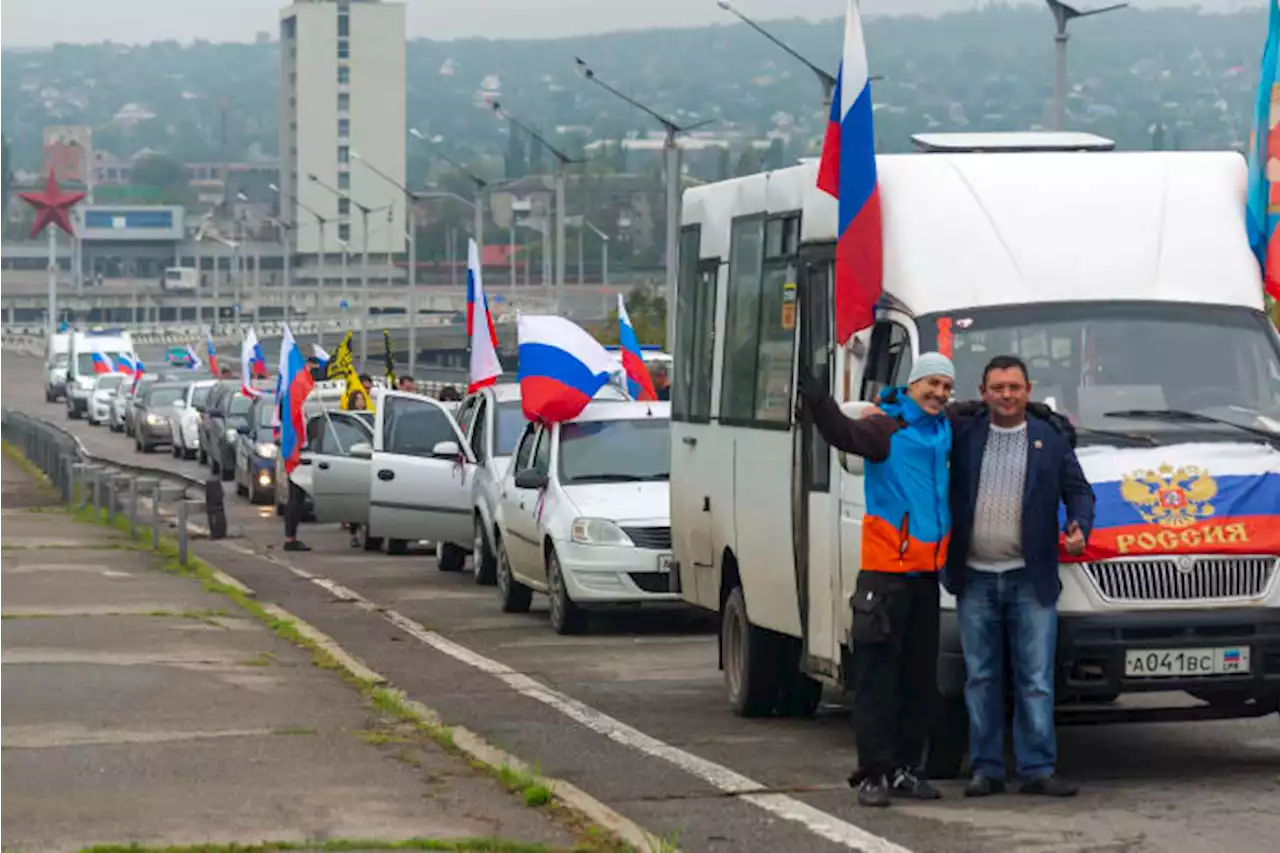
[259,603,386,687]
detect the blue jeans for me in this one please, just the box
[957,568,1057,781]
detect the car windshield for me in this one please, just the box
[917,302,1280,445]
[558,418,671,483]
[496,401,527,456]
[256,397,278,427]
[229,395,253,416]
[75,354,96,374]
[147,386,185,407]
[191,385,212,406]
[97,375,125,391]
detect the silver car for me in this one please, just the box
[133,382,186,453]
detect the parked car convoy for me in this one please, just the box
[87,373,128,426]
[275,407,374,519]
[169,379,216,459]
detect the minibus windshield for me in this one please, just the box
[916,301,1280,444]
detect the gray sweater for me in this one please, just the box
[968,422,1029,572]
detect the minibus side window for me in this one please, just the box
[719,216,767,424]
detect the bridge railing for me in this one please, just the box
[1,407,229,565]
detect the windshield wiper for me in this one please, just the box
[1072,425,1159,447]
[1104,409,1280,442]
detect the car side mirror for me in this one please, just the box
[431,440,462,460]
[348,441,373,460]
[236,423,251,435]
[514,469,549,490]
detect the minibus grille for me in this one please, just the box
[622,526,672,550]
[1083,556,1278,603]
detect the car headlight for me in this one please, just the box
[225,427,239,440]
[146,413,167,426]
[570,517,634,547]
[255,442,278,458]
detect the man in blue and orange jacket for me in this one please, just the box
[798,351,956,808]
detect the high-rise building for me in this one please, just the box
[279,0,406,260]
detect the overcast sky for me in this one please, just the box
[0,0,1263,48]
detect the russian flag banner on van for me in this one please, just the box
[90,352,114,374]
[116,354,136,378]
[517,315,615,424]
[1066,443,1280,562]
[816,0,882,345]
[206,330,220,377]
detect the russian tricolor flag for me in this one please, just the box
[90,351,114,375]
[206,330,220,377]
[517,315,615,424]
[117,354,137,378]
[467,238,503,393]
[817,0,882,345]
[131,358,146,392]
[617,294,656,401]
[241,328,268,396]
[1245,0,1279,301]
[278,325,315,474]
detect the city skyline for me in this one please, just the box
[0,0,1262,48]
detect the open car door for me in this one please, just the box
[309,411,375,525]
[369,391,476,544]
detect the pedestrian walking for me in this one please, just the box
[797,352,956,807]
[282,460,311,553]
[946,354,1094,798]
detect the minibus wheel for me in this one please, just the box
[723,586,781,717]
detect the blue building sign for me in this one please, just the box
[80,205,185,242]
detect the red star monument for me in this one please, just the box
[18,170,85,238]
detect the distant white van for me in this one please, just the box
[161,266,199,292]
[64,328,137,420]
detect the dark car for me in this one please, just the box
[234,394,279,504]
[123,375,161,437]
[133,382,186,453]
[199,381,253,481]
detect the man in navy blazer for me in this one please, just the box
[944,355,1095,799]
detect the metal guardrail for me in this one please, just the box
[1,407,228,564]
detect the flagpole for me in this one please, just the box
[46,226,58,341]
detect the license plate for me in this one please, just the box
[1124,647,1251,678]
[657,554,674,573]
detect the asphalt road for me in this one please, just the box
[7,352,1280,853]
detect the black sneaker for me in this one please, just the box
[283,540,312,552]
[891,768,942,800]
[964,775,1007,798]
[852,775,891,808]
[1020,775,1078,797]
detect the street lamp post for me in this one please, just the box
[410,129,488,255]
[492,102,578,316]
[309,173,383,362]
[1045,1,1129,132]
[574,59,708,347]
[193,213,214,330]
[582,217,610,289]
[352,150,419,375]
[716,1,838,110]
[267,183,297,328]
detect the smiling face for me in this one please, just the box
[982,365,1031,425]
[907,374,954,415]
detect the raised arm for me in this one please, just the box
[800,392,898,463]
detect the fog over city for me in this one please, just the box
[0,0,1265,47]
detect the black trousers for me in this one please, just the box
[849,571,941,780]
[283,478,305,540]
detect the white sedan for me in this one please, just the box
[168,379,217,459]
[493,401,678,635]
[87,373,129,426]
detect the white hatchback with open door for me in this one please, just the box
[369,390,476,555]
[307,410,376,528]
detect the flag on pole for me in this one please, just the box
[817,0,882,344]
[90,352,115,375]
[517,315,615,424]
[206,330,220,376]
[277,325,316,475]
[117,354,137,378]
[131,359,146,393]
[183,344,203,373]
[1246,0,1280,302]
[616,293,656,401]
[467,238,503,392]
[241,329,267,396]
[383,329,397,388]
[313,344,330,373]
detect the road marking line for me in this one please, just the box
[269,556,913,853]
